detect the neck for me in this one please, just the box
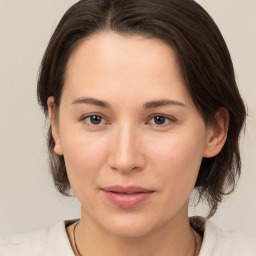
[69,208,199,256]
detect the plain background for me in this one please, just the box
[0,0,255,236]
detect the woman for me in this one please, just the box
[1,0,255,255]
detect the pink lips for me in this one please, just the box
[102,186,154,208]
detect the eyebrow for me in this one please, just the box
[72,97,111,108]
[143,99,186,109]
[71,97,186,109]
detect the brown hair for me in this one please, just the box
[37,0,246,217]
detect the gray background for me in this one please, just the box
[0,0,255,235]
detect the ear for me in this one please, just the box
[47,97,63,155]
[203,108,229,158]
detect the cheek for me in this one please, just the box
[148,131,206,216]
[149,129,206,187]
[60,131,109,189]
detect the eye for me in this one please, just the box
[148,115,175,126]
[82,115,108,126]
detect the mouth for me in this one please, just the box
[102,185,154,193]
[101,185,155,208]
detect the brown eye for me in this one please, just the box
[84,115,106,126]
[148,115,174,126]
[153,116,166,125]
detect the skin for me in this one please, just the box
[48,31,228,256]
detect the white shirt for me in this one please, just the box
[0,218,255,255]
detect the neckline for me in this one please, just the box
[64,217,206,256]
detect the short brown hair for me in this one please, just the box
[37,0,246,217]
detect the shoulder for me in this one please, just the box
[0,219,78,256]
[199,219,256,256]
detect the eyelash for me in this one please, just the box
[79,114,109,127]
[147,114,176,127]
[79,114,176,127]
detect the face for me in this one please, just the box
[48,32,222,238]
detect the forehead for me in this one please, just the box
[66,31,181,80]
[63,31,192,106]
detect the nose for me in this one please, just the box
[108,124,146,174]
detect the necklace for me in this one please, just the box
[73,220,198,256]
[73,220,83,256]
[192,228,198,256]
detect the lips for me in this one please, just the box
[103,185,154,194]
[101,185,154,208]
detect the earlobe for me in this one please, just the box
[47,97,63,156]
[203,108,229,158]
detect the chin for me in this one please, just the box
[106,224,153,238]
[98,213,161,238]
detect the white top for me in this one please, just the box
[0,218,255,256]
